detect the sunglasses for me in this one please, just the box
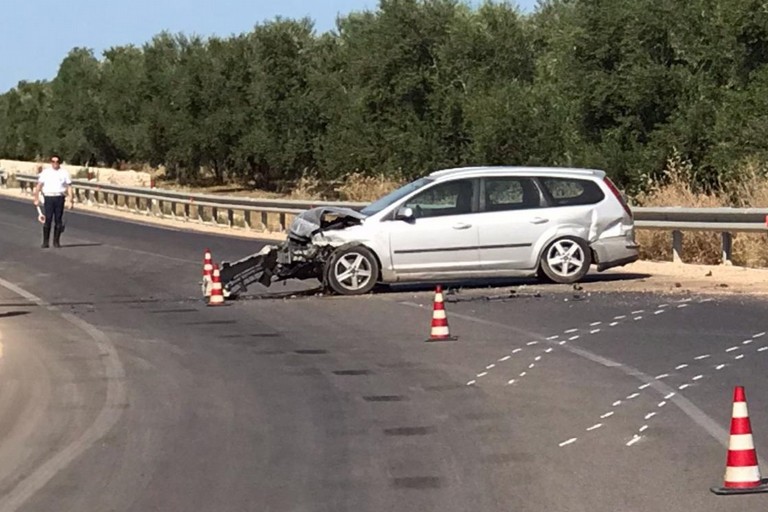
[51,159,60,164]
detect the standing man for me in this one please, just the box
[33,154,74,248]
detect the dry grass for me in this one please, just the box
[286,171,406,202]
[633,153,768,268]
[333,172,406,202]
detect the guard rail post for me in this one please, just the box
[722,232,733,265]
[672,230,683,263]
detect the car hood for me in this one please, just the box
[288,207,368,241]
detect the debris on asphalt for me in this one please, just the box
[444,288,541,303]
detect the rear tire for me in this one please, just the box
[539,236,591,284]
[325,245,380,295]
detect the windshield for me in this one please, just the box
[360,177,434,216]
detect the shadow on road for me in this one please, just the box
[375,271,652,295]
[0,311,30,318]
[59,243,103,248]
[230,271,652,302]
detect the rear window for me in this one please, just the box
[540,177,605,206]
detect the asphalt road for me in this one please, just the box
[1,195,768,511]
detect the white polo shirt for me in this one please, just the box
[38,166,72,196]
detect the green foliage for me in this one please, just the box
[2,0,768,194]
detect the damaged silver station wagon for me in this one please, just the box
[217,166,640,297]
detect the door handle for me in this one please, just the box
[452,223,472,230]
[530,217,549,224]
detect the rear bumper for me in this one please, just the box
[591,237,640,272]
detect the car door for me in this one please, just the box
[475,176,552,270]
[385,178,480,275]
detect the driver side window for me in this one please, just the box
[404,179,476,219]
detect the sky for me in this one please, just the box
[0,0,537,93]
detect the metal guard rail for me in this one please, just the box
[14,173,308,233]
[11,173,768,265]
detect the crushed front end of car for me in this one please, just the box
[216,207,367,298]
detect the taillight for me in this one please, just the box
[603,177,633,218]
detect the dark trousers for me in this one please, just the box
[42,195,65,246]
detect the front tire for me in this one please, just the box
[325,245,380,295]
[539,236,591,284]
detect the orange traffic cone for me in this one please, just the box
[711,386,768,495]
[207,264,226,306]
[426,285,457,342]
[202,248,214,297]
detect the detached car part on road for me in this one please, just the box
[217,166,640,297]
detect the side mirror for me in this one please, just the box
[395,206,415,221]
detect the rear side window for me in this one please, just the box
[482,177,542,212]
[540,177,605,206]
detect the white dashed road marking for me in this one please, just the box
[466,299,677,388]
[400,296,732,453]
[623,334,768,446]
[562,327,768,449]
